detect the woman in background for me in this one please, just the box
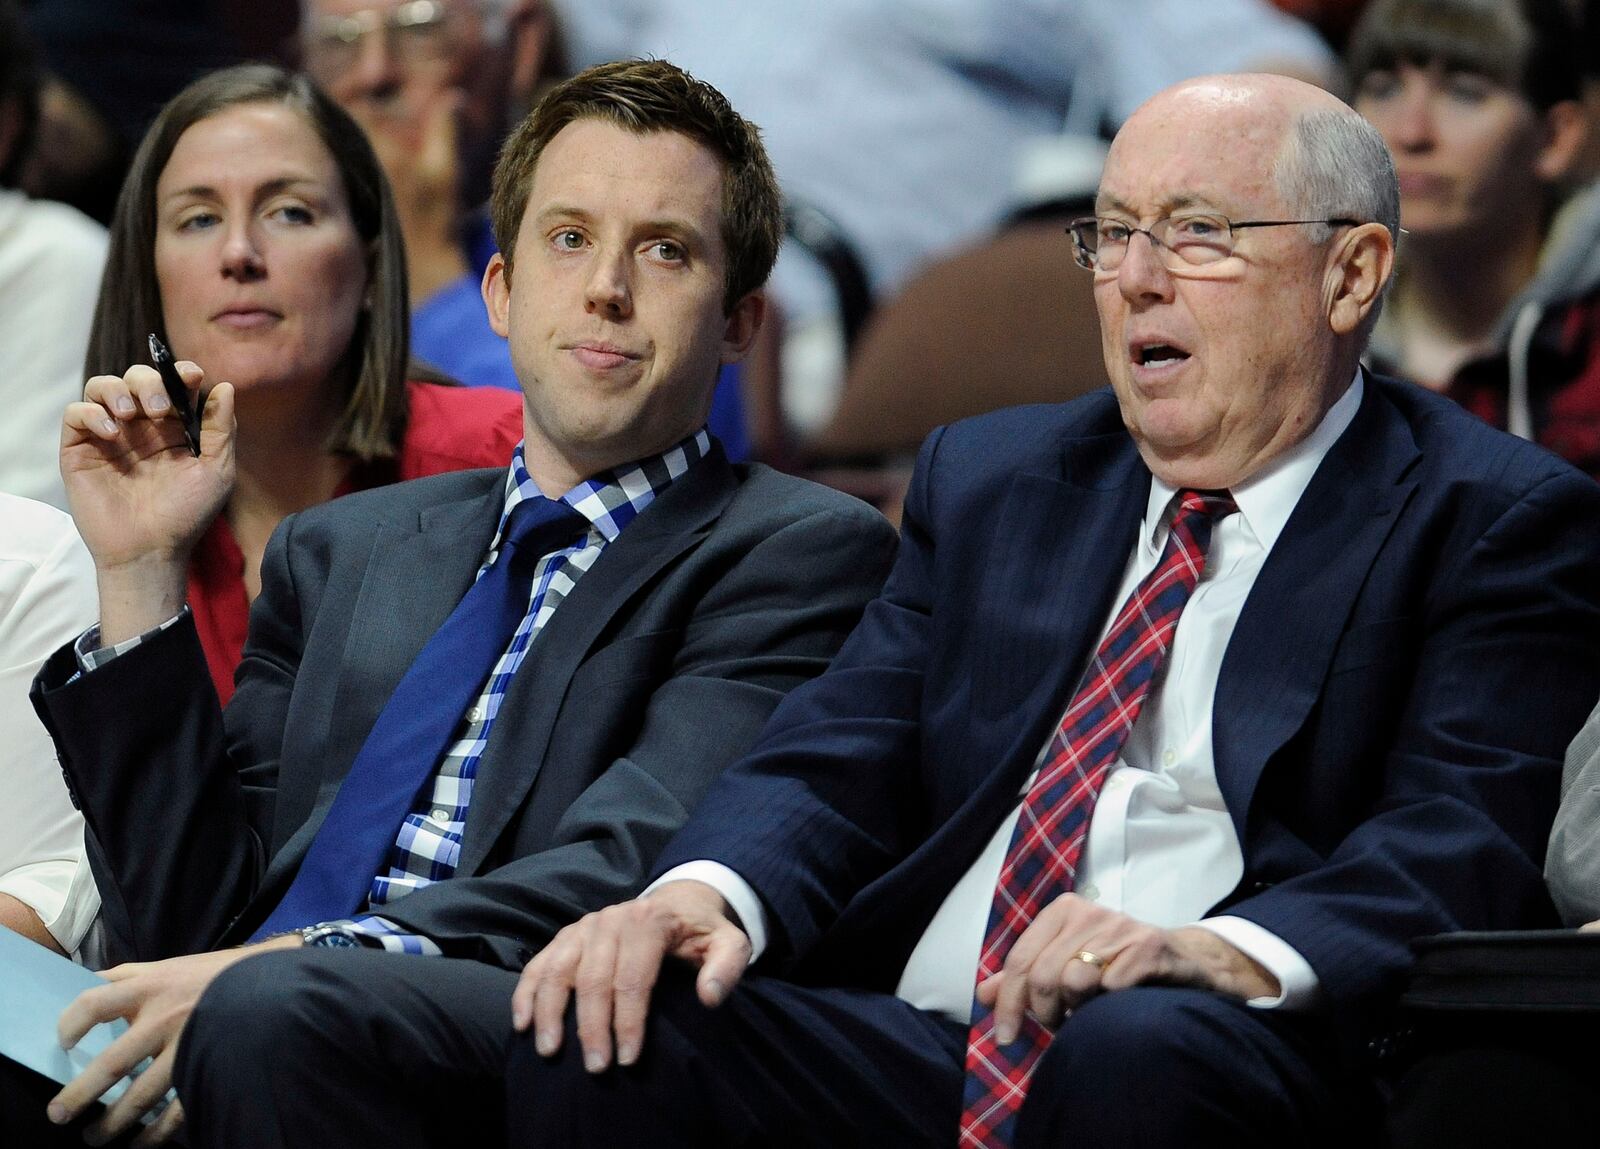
[81,64,522,703]
[1348,0,1599,477]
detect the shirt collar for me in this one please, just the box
[1142,369,1364,554]
[491,428,712,553]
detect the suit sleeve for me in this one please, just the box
[29,514,309,963]
[368,501,901,967]
[1547,698,1600,926]
[646,429,949,965]
[1224,469,1600,1015]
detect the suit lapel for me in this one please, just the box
[974,431,1148,779]
[455,451,739,875]
[1213,383,1420,828]
[258,475,506,894]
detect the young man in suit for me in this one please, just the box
[507,74,1600,1147]
[24,60,896,1145]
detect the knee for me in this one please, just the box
[1048,986,1229,1084]
[176,952,334,1097]
[505,969,733,1147]
[1017,988,1283,1148]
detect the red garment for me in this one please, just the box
[188,381,524,704]
[1450,292,1600,484]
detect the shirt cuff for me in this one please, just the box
[645,861,768,962]
[74,608,189,673]
[307,916,443,956]
[1192,915,1319,1010]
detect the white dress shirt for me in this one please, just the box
[656,374,1364,1024]
[0,493,102,958]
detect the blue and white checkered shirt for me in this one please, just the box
[324,430,711,953]
[79,430,711,955]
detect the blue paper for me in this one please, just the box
[0,925,133,1104]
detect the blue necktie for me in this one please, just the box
[250,495,589,940]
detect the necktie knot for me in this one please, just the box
[1171,489,1237,559]
[501,496,590,571]
[1175,487,1237,523]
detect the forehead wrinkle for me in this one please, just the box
[1096,191,1228,218]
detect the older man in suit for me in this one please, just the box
[507,73,1600,1147]
[22,60,895,1146]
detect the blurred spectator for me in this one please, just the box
[1561,0,1600,191]
[19,1,254,223]
[1349,0,1600,477]
[0,493,100,961]
[1271,0,1374,48]
[1548,697,1600,926]
[0,0,108,509]
[83,63,522,703]
[299,0,553,391]
[552,0,1335,432]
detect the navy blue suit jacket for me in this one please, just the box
[653,378,1600,1040]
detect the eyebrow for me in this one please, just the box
[161,175,326,207]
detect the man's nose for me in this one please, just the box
[584,249,633,318]
[1115,230,1175,304]
[347,26,404,98]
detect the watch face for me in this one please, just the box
[304,926,362,948]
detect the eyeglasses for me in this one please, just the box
[304,1,460,75]
[1066,213,1362,272]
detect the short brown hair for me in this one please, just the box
[490,58,781,314]
[86,64,411,460]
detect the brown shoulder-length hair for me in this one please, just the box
[85,64,410,460]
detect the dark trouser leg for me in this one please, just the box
[173,947,520,1149]
[1016,986,1378,1149]
[505,968,967,1148]
[0,1056,138,1147]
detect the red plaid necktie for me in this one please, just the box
[958,489,1237,1148]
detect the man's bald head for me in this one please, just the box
[1119,74,1400,247]
[1088,73,1398,490]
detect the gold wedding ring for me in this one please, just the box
[1071,949,1108,969]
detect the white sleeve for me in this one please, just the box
[1193,914,1321,1010]
[644,861,770,961]
[0,500,101,953]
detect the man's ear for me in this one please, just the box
[1535,99,1588,184]
[483,253,513,338]
[1326,222,1395,337]
[719,289,767,364]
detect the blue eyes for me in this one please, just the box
[548,231,687,263]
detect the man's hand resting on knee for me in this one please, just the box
[977,894,1280,1043]
[511,880,751,1073]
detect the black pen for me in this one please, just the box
[147,333,202,457]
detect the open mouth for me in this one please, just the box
[1134,343,1191,367]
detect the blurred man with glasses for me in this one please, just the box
[501,73,1600,1148]
[301,0,552,390]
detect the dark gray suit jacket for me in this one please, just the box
[33,448,897,968]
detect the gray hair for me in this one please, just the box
[1275,107,1400,339]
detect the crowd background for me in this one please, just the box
[4,1,1598,525]
[3,1,1600,1141]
